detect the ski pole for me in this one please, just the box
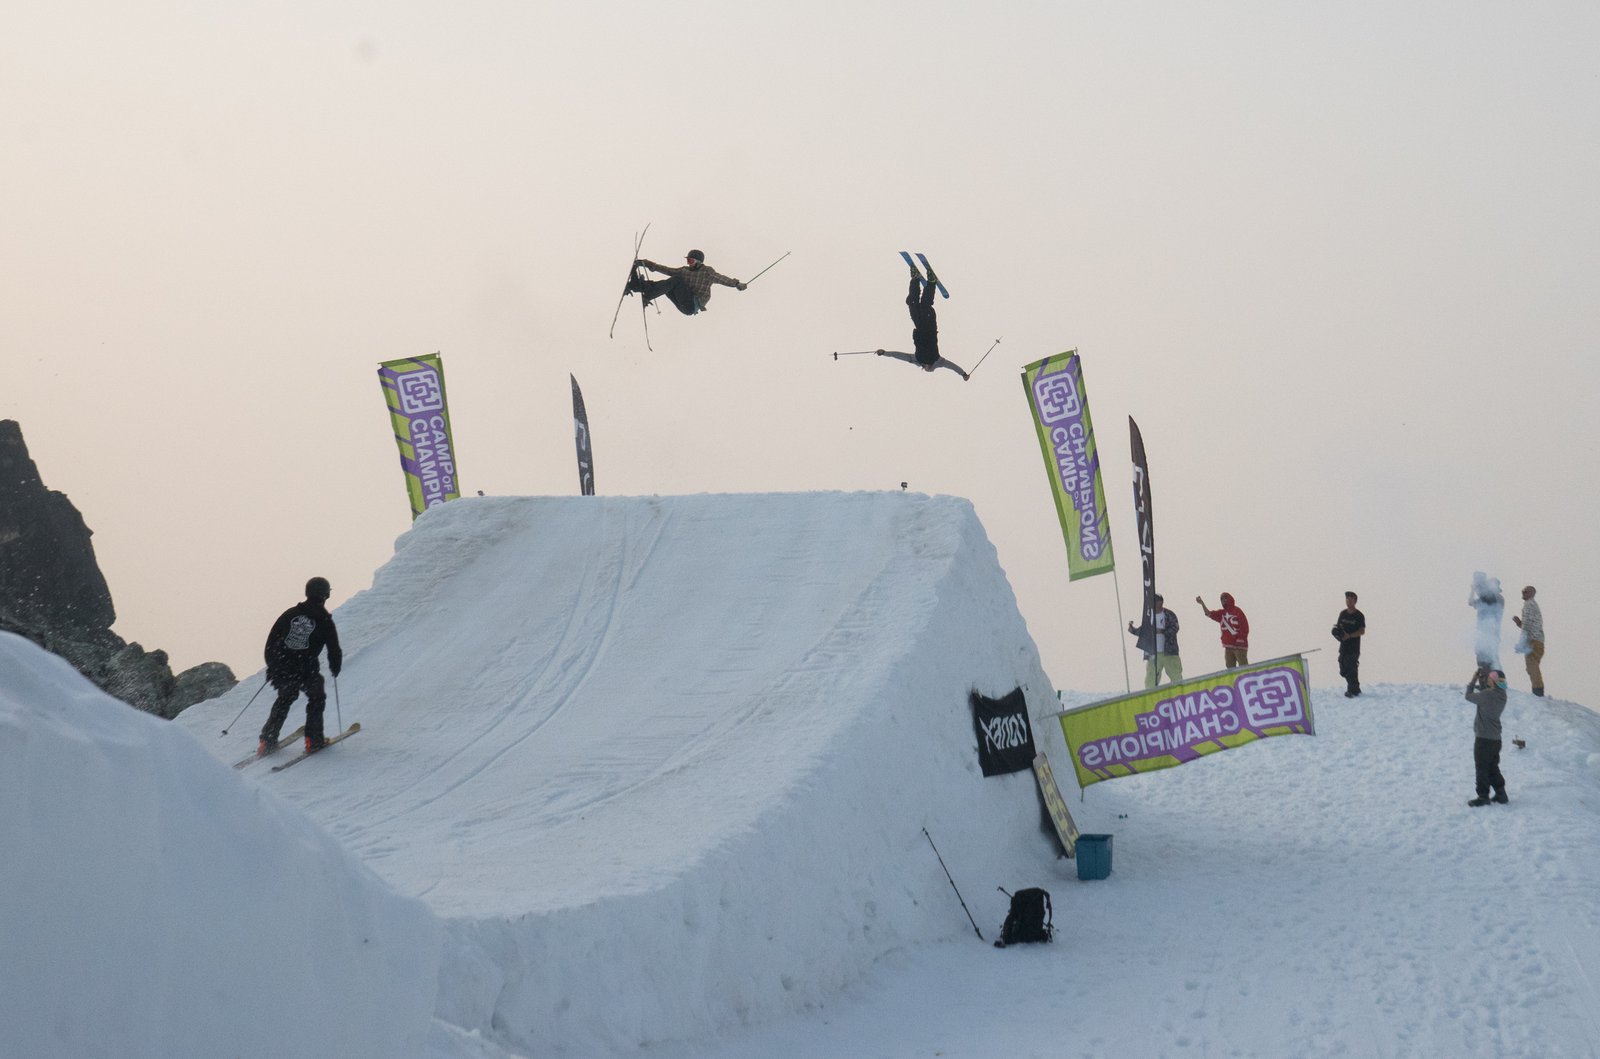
[221,676,270,736]
[965,337,1002,378]
[922,827,984,941]
[745,251,791,286]
[333,674,343,733]
[832,350,880,359]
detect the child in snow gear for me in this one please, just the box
[994,887,1054,947]
[259,577,343,756]
[874,262,968,379]
[1464,665,1508,806]
[628,249,746,315]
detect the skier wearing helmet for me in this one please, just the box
[258,577,343,757]
[628,248,746,315]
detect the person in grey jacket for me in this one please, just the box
[1464,664,1508,807]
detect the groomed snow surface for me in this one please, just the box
[5,492,1599,1058]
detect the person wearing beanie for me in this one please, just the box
[258,577,344,756]
[1464,664,1509,806]
[627,248,746,316]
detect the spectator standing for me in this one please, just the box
[1332,591,1365,698]
[1512,585,1545,697]
[1196,592,1249,668]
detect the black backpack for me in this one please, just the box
[994,887,1054,948]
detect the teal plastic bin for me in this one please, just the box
[1076,833,1113,880]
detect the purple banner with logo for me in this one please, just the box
[1021,351,1114,580]
[378,353,461,519]
[1056,655,1315,788]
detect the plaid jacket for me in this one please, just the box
[638,259,742,309]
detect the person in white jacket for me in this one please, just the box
[1512,585,1546,697]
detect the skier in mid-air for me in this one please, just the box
[627,249,746,316]
[874,260,968,379]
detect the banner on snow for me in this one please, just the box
[970,687,1037,776]
[1031,752,1081,857]
[571,374,595,496]
[1020,351,1114,580]
[1055,655,1315,788]
[378,354,461,520]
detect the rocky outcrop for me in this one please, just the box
[0,420,236,717]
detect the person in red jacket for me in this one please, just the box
[1196,592,1249,668]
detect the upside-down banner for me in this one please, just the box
[1055,655,1315,788]
[1021,351,1114,580]
[378,354,461,519]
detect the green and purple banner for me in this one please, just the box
[1055,655,1314,788]
[378,353,461,520]
[1021,351,1114,580]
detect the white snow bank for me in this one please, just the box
[0,632,442,1059]
[180,492,1068,1055]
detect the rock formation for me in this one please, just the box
[0,420,236,717]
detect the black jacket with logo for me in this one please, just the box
[263,601,342,681]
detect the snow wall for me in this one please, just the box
[0,632,442,1059]
[179,492,1070,1055]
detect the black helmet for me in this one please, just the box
[305,577,331,602]
[686,249,705,263]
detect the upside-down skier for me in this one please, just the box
[874,261,968,379]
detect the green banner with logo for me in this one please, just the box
[378,353,461,519]
[1021,351,1113,580]
[1056,655,1314,788]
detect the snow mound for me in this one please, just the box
[0,632,442,1059]
[180,492,1065,1054]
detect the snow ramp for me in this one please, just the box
[184,492,1065,1055]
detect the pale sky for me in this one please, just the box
[6,2,1597,703]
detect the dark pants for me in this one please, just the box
[261,669,326,745]
[907,275,938,365]
[1338,645,1360,695]
[637,276,700,316]
[1473,737,1505,798]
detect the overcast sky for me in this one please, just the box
[6,2,1597,703]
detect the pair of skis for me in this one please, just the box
[609,223,654,350]
[232,723,362,773]
[900,251,949,299]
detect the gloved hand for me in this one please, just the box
[737,282,747,291]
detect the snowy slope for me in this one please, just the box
[0,632,441,1059]
[11,490,1600,1059]
[178,492,1065,1054]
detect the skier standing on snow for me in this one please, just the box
[628,249,746,316]
[1196,592,1249,668]
[875,261,968,379]
[1463,664,1509,806]
[1333,591,1365,698]
[1128,593,1182,688]
[259,577,343,756]
[1512,584,1545,697]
